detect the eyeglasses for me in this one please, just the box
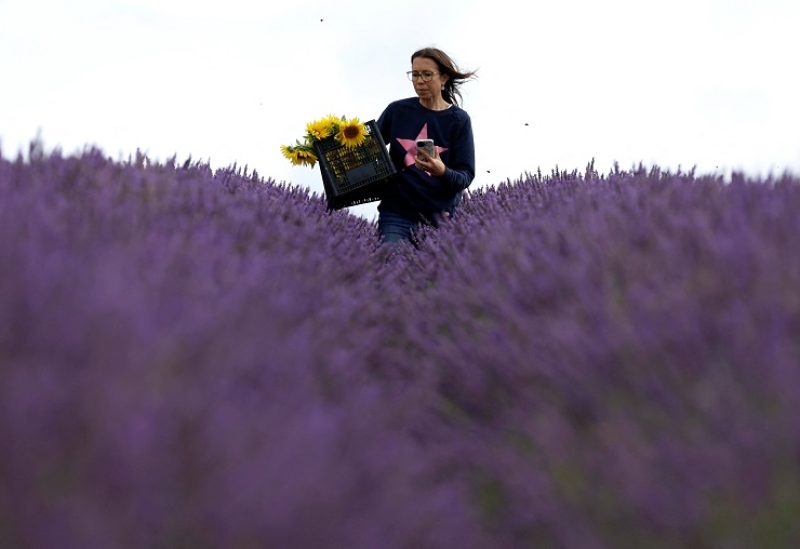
[406,70,439,82]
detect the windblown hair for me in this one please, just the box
[411,47,477,107]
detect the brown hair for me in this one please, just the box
[411,47,477,107]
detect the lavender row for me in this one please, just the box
[396,165,800,546]
[1,148,799,547]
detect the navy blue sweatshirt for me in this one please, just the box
[376,97,475,223]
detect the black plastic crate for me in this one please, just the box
[313,120,395,210]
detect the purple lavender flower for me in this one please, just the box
[2,147,799,547]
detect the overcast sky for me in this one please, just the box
[2,0,798,220]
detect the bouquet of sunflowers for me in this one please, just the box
[281,115,394,209]
[281,115,368,168]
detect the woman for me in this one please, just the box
[376,47,477,244]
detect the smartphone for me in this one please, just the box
[416,139,435,156]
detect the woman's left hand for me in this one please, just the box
[415,149,446,177]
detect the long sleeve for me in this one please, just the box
[441,115,475,193]
[376,107,392,146]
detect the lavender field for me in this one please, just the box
[2,145,799,548]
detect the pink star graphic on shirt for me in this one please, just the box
[396,123,448,168]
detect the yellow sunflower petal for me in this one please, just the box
[295,147,318,167]
[280,144,295,160]
[336,117,368,148]
[319,114,338,135]
[306,119,333,141]
[280,143,312,167]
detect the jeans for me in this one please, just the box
[378,211,418,245]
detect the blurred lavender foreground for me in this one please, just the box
[1,146,800,548]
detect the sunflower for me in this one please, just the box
[335,117,368,148]
[281,143,317,167]
[282,114,369,168]
[323,114,343,132]
[305,118,334,142]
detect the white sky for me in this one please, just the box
[2,0,799,220]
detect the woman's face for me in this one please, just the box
[411,56,448,101]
